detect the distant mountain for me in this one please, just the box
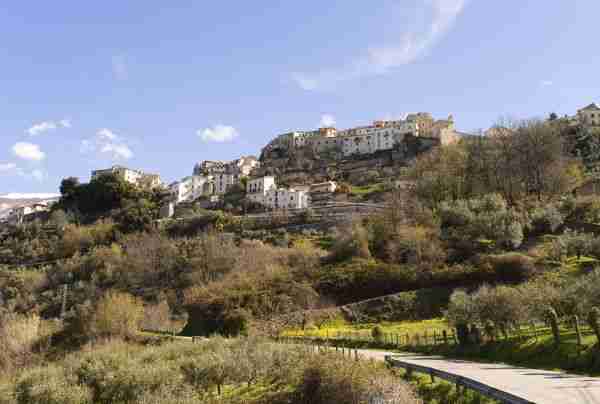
[0,193,60,218]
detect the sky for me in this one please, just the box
[1,0,599,195]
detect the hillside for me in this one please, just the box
[3,117,600,403]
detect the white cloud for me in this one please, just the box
[198,125,239,143]
[112,55,128,80]
[540,80,553,87]
[0,163,17,172]
[27,119,71,135]
[12,142,46,161]
[101,143,133,160]
[81,129,134,160]
[27,121,57,136]
[319,114,337,128]
[97,128,117,140]
[292,0,467,90]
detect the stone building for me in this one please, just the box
[191,156,260,196]
[261,112,460,160]
[7,202,50,225]
[91,165,162,189]
[577,103,600,127]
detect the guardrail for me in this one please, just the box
[385,355,535,404]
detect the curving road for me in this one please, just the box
[356,350,600,404]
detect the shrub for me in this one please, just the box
[530,205,564,234]
[221,309,250,337]
[293,354,419,404]
[329,220,371,262]
[0,313,41,372]
[92,291,143,338]
[141,300,172,333]
[486,253,536,283]
[15,366,92,404]
[547,229,594,261]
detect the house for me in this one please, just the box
[577,103,600,127]
[246,176,309,209]
[169,175,214,204]
[7,202,50,225]
[192,156,259,196]
[246,176,277,206]
[91,166,162,189]
[261,112,461,160]
[310,181,338,194]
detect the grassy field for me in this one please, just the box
[414,326,600,376]
[282,318,450,340]
[349,183,386,200]
[405,372,500,404]
[283,317,600,375]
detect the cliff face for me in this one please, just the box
[256,135,440,187]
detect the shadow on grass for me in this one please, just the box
[412,332,600,376]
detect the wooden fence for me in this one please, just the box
[281,315,598,351]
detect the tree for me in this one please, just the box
[116,198,155,233]
[59,177,80,200]
[49,209,69,228]
[92,291,143,338]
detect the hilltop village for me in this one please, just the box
[5,103,600,224]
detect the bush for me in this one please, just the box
[485,253,536,283]
[92,291,144,338]
[530,205,564,234]
[0,313,41,372]
[15,366,92,404]
[221,309,250,337]
[293,354,419,404]
[329,220,371,262]
[547,229,594,262]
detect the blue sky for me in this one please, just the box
[1,1,599,194]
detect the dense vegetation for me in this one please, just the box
[3,116,600,400]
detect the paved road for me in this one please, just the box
[358,350,600,404]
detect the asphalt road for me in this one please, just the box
[358,350,600,404]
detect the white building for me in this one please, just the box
[191,156,259,197]
[247,176,276,205]
[262,113,460,159]
[246,176,309,210]
[91,165,162,189]
[577,103,600,127]
[7,202,50,225]
[169,175,212,204]
[310,181,337,194]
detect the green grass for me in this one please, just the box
[349,183,385,198]
[284,318,600,375]
[405,372,499,404]
[282,318,450,339]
